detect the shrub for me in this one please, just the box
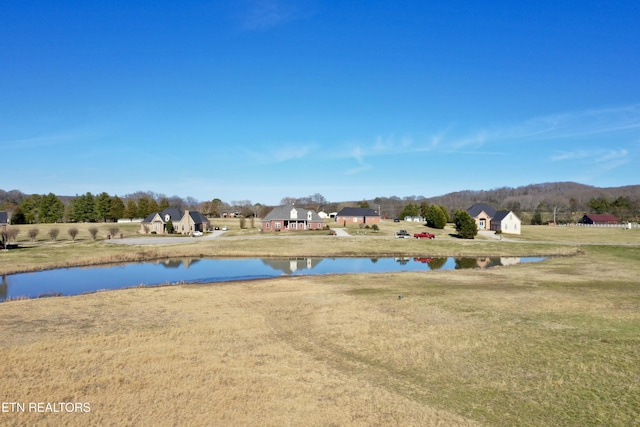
[48,228,60,242]
[68,227,79,241]
[88,227,99,240]
[108,226,119,238]
[28,228,40,242]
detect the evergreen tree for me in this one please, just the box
[19,194,42,223]
[124,199,138,219]
[166,220,174,234]
[400,202,419,219]
[420,201,430,218]
[454,209,477,239]
[136,197,151,218]
[39,193,64,223]
[70,193,97,222]
[95,192,111,222]
[109,196,125,221]
[148,198,160,215]
[426,205,447,229]
[159,197,170,210]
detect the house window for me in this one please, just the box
[353,217,358,222]
[275,222,281,229]
[265,223,270,229]
[292,222,297,230]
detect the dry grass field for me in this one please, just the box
[1,223,639,425]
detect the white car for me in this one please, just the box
[192,231,203,236]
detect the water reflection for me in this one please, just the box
[1,256,544,302]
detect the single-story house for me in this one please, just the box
[261,204,325,232]
[580,214,620,225]
[140,208,211,235]
[335,207,381,225]
[467,203,521,235]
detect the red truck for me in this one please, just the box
[413,232,435,239]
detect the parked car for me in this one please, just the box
[414,232,435,239]
[393,218,401,222]
[192,231,203,236]
[395,230,411,238]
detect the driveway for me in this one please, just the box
[332,228,352,237]
[106,230,228,245]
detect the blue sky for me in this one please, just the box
[2,1,639,205]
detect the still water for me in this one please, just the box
[0,256,544,301]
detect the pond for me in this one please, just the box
[0,256,545,302]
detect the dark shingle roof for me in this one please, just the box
[336,207,379,217]
[492,211,511,222]
[262,204,322,221]
[188,211,210,224]
[142,208,209,224]
[467,203,497,218]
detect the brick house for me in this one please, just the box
[335,207,381,226]
[467,203,521,235]
[141,208,211,235]
[261,204,325,232]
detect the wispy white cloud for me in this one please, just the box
[242,143,316,164]
[239,0,315,31]
[343,146,372,175]
[0,130,91,149]
[550,148,630,179]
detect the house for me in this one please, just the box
[467,203,521,235]
[140,208,211,235]
[261,204,325,232]
[335,207,381,225]
[580,214,620,225]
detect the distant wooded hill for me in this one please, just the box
[366,182,640,224]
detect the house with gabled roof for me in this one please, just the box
[335,207,381,225]
[140,208,211,235]
[467,203,521,234]
[261,204,325,232]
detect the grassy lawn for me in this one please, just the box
[0,223,638,425]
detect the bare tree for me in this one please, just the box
[108,226,119,238]
[68,227,79,241]
[5,227,19,243]
[88,226,99,240]
[48,228,60,242]
[28,228,40,242]
[142,224,150,234]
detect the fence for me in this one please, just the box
[575,222,637,229]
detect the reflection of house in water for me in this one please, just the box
[475,257,504,269]
[500,257,521,266]
[261,258,323,275]
[155,258,202,269]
